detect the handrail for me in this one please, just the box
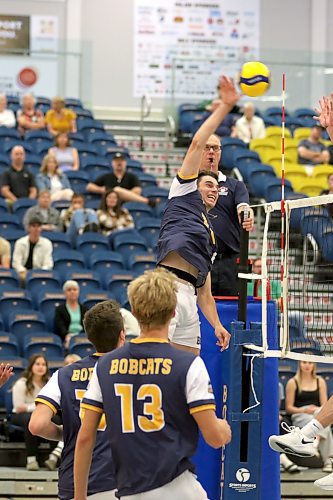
[164,114,176,177]
[139,94,151,151]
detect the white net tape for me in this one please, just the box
[245,194,333,363]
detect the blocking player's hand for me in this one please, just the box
[219,418,232,445]
[215,324,231,351]
[0,363,13,388]
[218,76,240,108]
[314,95,333,128]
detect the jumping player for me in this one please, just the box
[29,300,125,500]
[157,76,240,354]
[74,268,231,500]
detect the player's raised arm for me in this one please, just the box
[179,76,240,179]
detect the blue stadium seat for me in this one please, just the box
[77,119,105,137]
[68,334,94,357]
[0,269,20,289]
[113,233,148,262]
[8,310,47,351]
[24,153,42,174]
[86,165,111,181]
[86,131,114,143]
[27,137,53,155]
[0,333,19,358]
[81,291,112,309]
[300,211,333,241]
[0,198,7,214]
[288,193,309,231]
[142,186,169,201]
[0,127,20,140]
[64,270,101,293]
[76,109,94,119]
[221,139,248,168]
[84,195,101,210]
[118,289,130,309]
[36,96,51,107]
[233,150,261,177]
[23,333,64,359]
[80,155,109,170]
[38,292,65,331]
[53,250,86,279]
[0,213,22,230]
[52,200,71,211]
[25,130,53,141]
[66,171,89,193]
[0,357,26,407]
[248,167,276,198]
[68,132,85,143]
[2,140,33,155]
[76,233,109,262]
[0,292,33,330]
[178,106,204,134]
[75,143,98,156]
[298,116,317,128]
[264,179,294,202]
[42,231,71,251]
[320,230,333,263]
[104,271,136,300]
[136,217,161,249]
[122,202,153,221]
[65,98,83,107]
[89,250,125,275]
[48,359,65,375]
[127,254,156,274]
[12,198,37,223]
[25,270,62,307]
[288,311,306,339]
[293,108,315,120]
[105,146,130,161]
[137,173,157,188]
[0,229,25,252]
[124,159,143,174]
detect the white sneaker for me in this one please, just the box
[315,472,333,490]
[268,423,317,457]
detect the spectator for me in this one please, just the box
[87,152,157,206]
[12,217,53,285]
[286,360,333,473]
[0,94,16,128]
[16,94,45,137]
[45,97,77,137]
[49,132,79,172]
[298,125,330,165]
[11,354,61,471]
[247,257,281,299]
[320,173,333,217]
[0,236,11,268]
[64,353,81,366]
[36,154,73,202]
[121,308,140,339]
[233,102,266,143]
[97,189,134,236]
[1,146,37,206]
[60,192,98,246]
[54,280,88,348]
[23,190,61,232]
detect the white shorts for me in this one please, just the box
[120,470,208,500]
[168,281,201,349]
[70,490,117,500]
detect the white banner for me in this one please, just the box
[134,0,260,98]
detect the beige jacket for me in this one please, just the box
[12,235,53,273]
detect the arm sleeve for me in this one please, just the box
[1,170,10,187]
[12,240,25,273]
[81,365,104,414]
[12,378,27,411]
[234,180,249,206]
[41,239,53,270]
[54,306,68,341]
[185,357,216,415]
[29,172,36,188]
[35,371,61,414]
[168,175,198,199]
[93,175,106,187]
[129,173,141,189]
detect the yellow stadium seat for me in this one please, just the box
[249,138,277,163]
[297,178,326,197]
[265,126,291,148]
[284,164,309,190]
[266,154,293,176]
[293,127,311,143]
[312,165,333,185]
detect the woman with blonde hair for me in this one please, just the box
[286,359,333,472]
[49,132,79,172]
[45,97,76,136]
[36,154,73,201]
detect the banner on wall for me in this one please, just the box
[134,0,260,98]
[0,14,58,97]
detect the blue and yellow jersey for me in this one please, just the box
[82,338,216,497]
[157,173,217,288]
[35,355,115,500]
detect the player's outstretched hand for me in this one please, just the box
[0,363,13,388]
[218,418,232,445]
[218,76,240,108]
[215,324,231,351]
[314,95,333,128]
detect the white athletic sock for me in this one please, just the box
[49,441,64,461]
[27,456,37,464]
[302,419,324,439]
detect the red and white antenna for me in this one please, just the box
[280,73,287,352]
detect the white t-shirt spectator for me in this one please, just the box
[0,109,16,128]
[235,115,266,143]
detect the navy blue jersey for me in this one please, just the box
[157,174,217,287]
[82,338,215,497]
[36,354,115,500]
[209,172,249,254]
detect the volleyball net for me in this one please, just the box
[246,193,333,363]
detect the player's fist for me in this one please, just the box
[219,418,232,445]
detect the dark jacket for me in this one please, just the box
[54,302,88,341]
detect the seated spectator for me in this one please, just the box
[11,354,62,471]
[121,308,140,339]
[36,154,73,202]
[0,93,16,128]
[16,94,45,137]
[49,132,79,172]
[23,190,61,232]
[64,353,81,365]
[60,192,98,246]
[87,152,157,206]
[1,146,37,206]
[233,102,266,143]
[247,257,281,300]
[285,359,333,473]
[97,189,134,236]
[12,217,53,285]
[45,97,77,137]
[298,125,330,165]
[320,173,333,217]
[0,236,10,268]
[54,280,88,348]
